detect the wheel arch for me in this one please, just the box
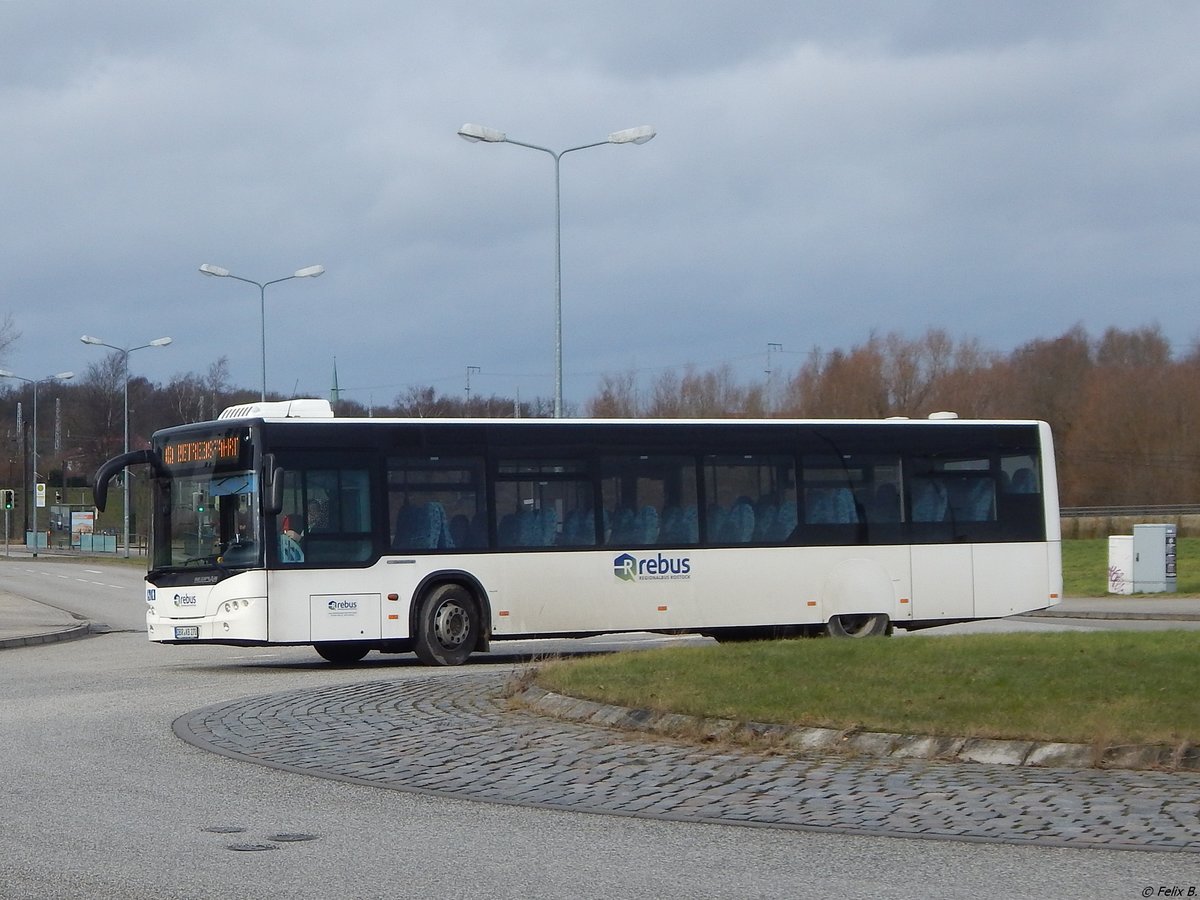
[410,569,492,652]
[821,556,895,618]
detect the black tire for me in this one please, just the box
[413,584,478,666]
[314,641,371,664]
[826,613,891,638]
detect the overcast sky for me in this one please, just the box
[2,1,1197,411]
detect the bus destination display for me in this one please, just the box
[162,434,244,468]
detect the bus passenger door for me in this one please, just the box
[909,544,974,621]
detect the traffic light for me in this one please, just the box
[3,489,13,510]
[192,491,206,513]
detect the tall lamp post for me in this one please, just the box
[198,263,325,401]
[80,335,173,558]
[457,123,655,418]
[0,370,74,556]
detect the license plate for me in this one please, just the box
[174,626,200,640]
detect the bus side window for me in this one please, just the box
[704,454,796,544]
[601,454,697,548]
[388,456,486,552]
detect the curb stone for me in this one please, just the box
[0,619,92,650]
[516,685,1196,772]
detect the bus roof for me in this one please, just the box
[198,400,1045,431]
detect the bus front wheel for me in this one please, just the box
[414,584,478,666]
[826,614,891,638]
[315,641,371,664]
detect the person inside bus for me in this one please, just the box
[305,498,330,533]
[282,499,329,541]
[279,513,305,563]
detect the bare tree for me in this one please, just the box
[588,371,640,418]
[0,313,20,365]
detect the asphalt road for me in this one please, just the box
[2,559,1198,898]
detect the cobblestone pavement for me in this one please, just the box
[174,672,1200,854]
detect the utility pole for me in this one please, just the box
[465,366,480,405]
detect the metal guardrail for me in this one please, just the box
[1061,505,1200,518]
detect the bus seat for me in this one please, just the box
[706,505,727,542]
[468,513,488,547]
[771,501,797,540]
[871,483,901,522]
[637,506,660,544]
[830,488,858,524]
[560,507,593,546]
[537,508,559,546]
[449,514,470,548]
[719,500,755,543]
[609,506,659,545]
[953,478,995,522]
[911,479,948,522]
[516,510,540,546]
[505,508,557,547]
[498,512,520,546]
[1010,468,1037,493]
[805,489,831,524]
[753,498,777,541]
[609,507,636,544]
[393,502,447,550]
[660,505,698,544]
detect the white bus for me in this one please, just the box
[93,400,1061,665]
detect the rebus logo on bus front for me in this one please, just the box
[613,553,692,583]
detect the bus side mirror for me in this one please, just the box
[264,455,284,516]
[93,448,160,513]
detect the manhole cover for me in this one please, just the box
[227,842,278,852]
[267,833,318,843]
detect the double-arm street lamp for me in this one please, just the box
[457,123,656,418]
[198,263,325,401]
[0,370,74,556]
[81,335,172,558]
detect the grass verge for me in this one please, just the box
[534,631,1200,746]
[1062,536,1200,595]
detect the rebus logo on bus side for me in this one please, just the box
[613,553,692,583]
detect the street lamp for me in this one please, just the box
[457,123,655,417]
[0,370,74,556]
[80,335,172,558]
[198,263,325,401]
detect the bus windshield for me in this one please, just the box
[153,469,262,571]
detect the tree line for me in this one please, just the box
[1,322,1191,512]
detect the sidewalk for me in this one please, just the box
[0,591,91,648]
[1027,595,1200,620]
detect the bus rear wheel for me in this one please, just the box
[414,584,478,666]
[315,641,371,664]
[826,614,891,638]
